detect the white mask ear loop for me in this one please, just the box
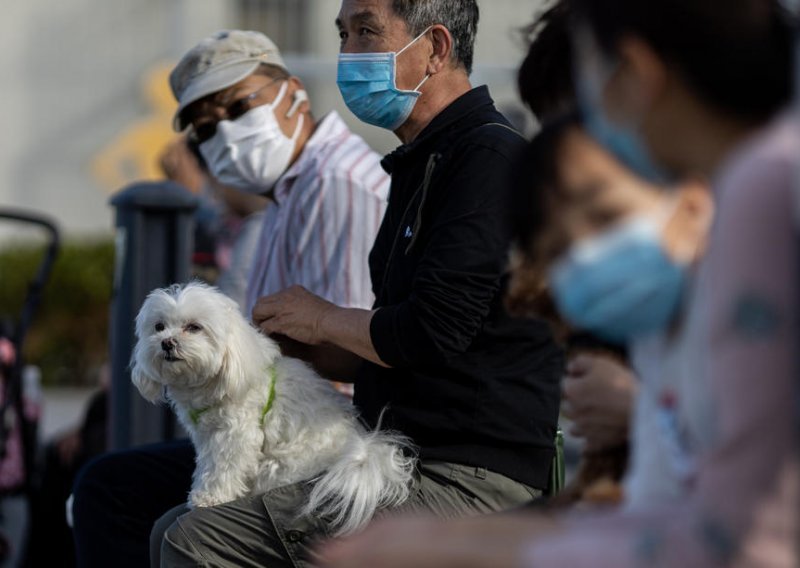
[285,89,308,142]
[289,113,305,143]
[286,89,308,118]
[396,26,434,57]
[267,81,289,110]
[396,26,434,93]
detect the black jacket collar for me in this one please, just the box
[382,86,496,174]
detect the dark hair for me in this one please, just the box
[517,1,577,121]
[506,112,581,321]
[391,0,479,74]
[571,0,795,119]
[510,112,581,257]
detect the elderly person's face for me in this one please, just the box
[182,71,303,146]
[336,0,432,91]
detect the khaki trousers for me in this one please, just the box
[152,460,542,567]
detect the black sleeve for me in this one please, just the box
[370,141,517,368]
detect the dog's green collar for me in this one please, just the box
[188,405,211,426]
[188,366,277,427]
[260,366,277,428]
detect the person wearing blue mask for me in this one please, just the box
[227,0,563,566]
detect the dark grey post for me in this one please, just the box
[109,181,199,450]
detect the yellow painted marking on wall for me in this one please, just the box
[91,61,181,194]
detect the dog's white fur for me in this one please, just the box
[131,282,414,535]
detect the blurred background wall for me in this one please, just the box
[0,0,546,236]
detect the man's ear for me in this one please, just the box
[428,25,454,74]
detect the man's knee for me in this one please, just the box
[162,519,193,559]
[160,508,215,564]
[72,452,125,523]
[151,504,190,566]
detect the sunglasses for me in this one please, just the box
[188,78,283,144]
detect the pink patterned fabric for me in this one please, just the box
[0,412,25,492]
[245,111,390,314]
[0,338,25,491]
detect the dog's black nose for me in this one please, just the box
[161,338,177,352]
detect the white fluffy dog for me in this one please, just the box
[131,282,414,535]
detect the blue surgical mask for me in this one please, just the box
[579,98,669,185]
[548,207,687,343]
[337,28,431,130]
[574,29,671,184]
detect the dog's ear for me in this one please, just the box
[215,308,278,402]
[215,315,252,402]
[131,362,164,403]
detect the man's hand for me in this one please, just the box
[159,136,206,194]
[316,513,561,568]
[562,353,637,453]
[253,286,387,367]
[252,286,336,345]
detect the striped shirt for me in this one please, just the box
[245,111,390,315]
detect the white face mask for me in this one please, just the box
[200,82,305,194]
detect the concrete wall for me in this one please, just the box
[0,0,233,238]
[0,0,545,237]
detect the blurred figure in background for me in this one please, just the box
[0,335,25,567]
[511,1,637,506]
[512,114,713,509]
[23,365,109,568]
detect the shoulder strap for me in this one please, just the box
[474,121,526,141]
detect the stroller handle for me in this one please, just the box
[0,208,61,345]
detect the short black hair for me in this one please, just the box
[506,112,582,323]
[510,112,581,256]
[517,1,576,121]
[391,0,480,74]
[571,0,794,119]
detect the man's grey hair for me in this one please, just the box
[391,0,480,74]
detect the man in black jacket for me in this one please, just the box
[254,0,562,516]
[156,1,562,565]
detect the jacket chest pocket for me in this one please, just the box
[380,206,423,301]
[378,153,441,303]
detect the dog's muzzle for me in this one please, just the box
[161,338,182,361]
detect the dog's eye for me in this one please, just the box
[155,323,165,332]
[185,323,203,333]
